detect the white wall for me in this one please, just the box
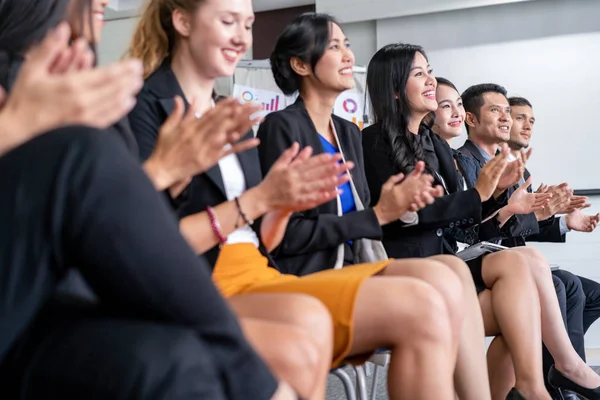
[340,20,377,67]
[318,0,537,23]
[97,17,139,64]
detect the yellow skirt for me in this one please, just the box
[212,243,392,368]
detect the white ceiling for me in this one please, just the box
[253,0,315,12]
[106,0,315,18]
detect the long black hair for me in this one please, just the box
[366,43,428,174]
[270,12,340,95]
[0,0,94,90]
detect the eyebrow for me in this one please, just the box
[489,104,510,109]
[410,65,431,72]
[329,38,349,43]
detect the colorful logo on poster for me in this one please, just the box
[342,98,358,114]
[241,91,254,102]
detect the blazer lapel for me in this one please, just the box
[432,132,459,193]
[149,61,227,197]
[464,140,485,168]
[235,132,262,189]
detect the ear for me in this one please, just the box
[465,111,477,131]
[172,9,192,38]
[290,56,311,77]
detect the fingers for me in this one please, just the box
[23,22,72,74]
[272,142,301,168]
[409,161,425,177]
[523,175,534,188]
[291,146,315,165]
[382,173,406,190]
[222,137,260,157]
[160,96,186,135]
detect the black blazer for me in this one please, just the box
[256,98,382,276]
[459,140,541,247]
[128,60,274,268]
[362,124,504,258]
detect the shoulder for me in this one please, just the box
[258,106,304,138]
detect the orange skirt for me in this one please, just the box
[212,243,392,368]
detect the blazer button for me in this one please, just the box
[449,222,455,228]
[456,221,461,227]
[436,229,443,237]
[462,219,468,224]
[468,218,474,224]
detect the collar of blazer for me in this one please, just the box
[143,59,261,197]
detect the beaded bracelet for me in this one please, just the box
[206,205,227,246]
[234,197,254,226]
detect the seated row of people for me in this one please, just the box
[0,0,599,399]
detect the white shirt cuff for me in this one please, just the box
[559,215,571,235]
[399,211,419,227]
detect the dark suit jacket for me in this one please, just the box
[521,169,566,243]
[459,140,547,247]
[256,98,382,276]
[128,60,275,269]
[361,124,504,258]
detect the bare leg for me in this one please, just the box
[229,294,333,400]
[379,255,490,400]
[350,259,458,400]
[515,247,600,389]
[480,250,550,400]
[486,335,516,400]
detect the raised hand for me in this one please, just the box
[474,146,509,201]
[505,176,552,215]
[257,143,355,213]
[145,97,262,190]
[497,147,532,190]
[562,195,592,214]
[534,183,572,221]
[6,23,143,135]
[373,161,441,225]
[566,210,600,233]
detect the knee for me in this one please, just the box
[400,280,455,346]
[279,294,334,353]
[495,250,536,282]
[271,329,322,389]
[420,259,465,315]
[431,255,475,287]
[515,247,551,275]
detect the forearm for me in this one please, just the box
[260,210,292,252]
[179,186,270,254]
[143,157,176,191]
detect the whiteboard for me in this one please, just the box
[428,31,600,191]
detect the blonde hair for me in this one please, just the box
[126,0,205,78]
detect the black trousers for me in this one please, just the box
[0,128,277,399]
[543,270,600,392]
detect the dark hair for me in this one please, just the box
[435,76,458,92]
[0,0,94,91]
[0,0,70,55]
[461,83,508,134]
[366,43,428,174]
[508,96,532,108]
[270,12,339,95]
[424,76,459,128]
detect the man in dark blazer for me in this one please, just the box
[458,84,598,399]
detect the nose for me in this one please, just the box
[522,120,532,130]
[233,24,251,49]
[426,74,436,88]
[342,46,355,65]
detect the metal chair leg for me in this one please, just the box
[330,368,358,400]
[370,363,381,400]
[354,364,369,400]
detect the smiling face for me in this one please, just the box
[69,0,108,44]
[405,51,438,119]
[467,92,512,144]
[301,22,355,94]
[433,83,465,140]
[176,0,254,78]
[509,104,535,149]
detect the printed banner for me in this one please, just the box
[333,90,366,130]
[232,84,297,117]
